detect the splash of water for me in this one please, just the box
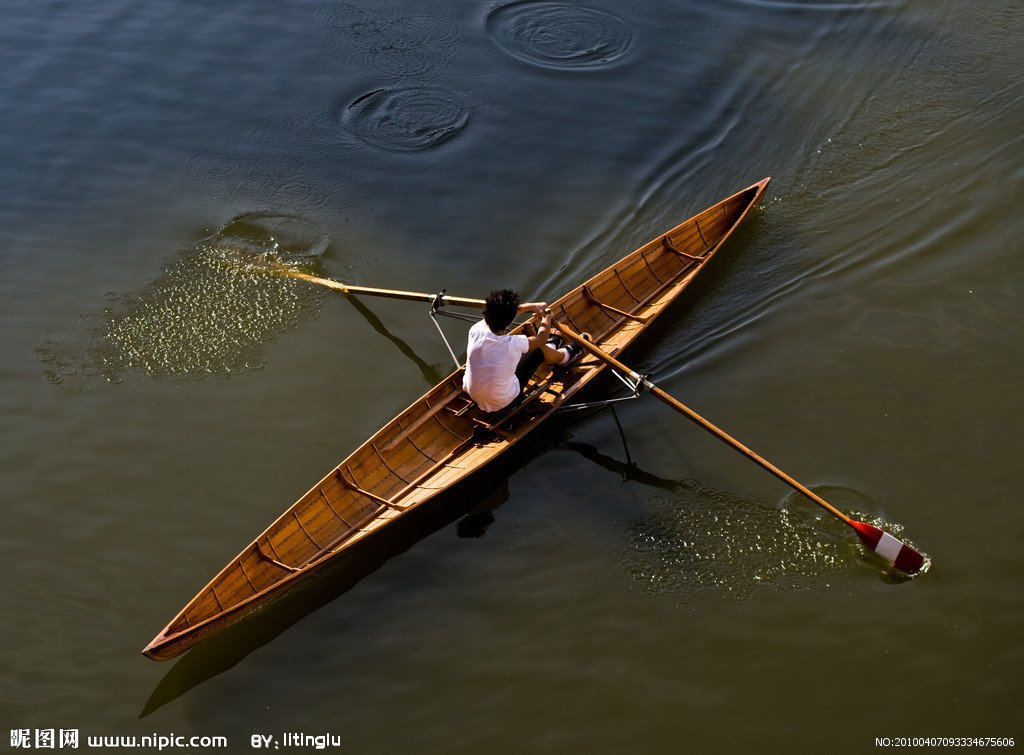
[97,246,321,379]
[619,480,929,600]
[36,214,329,383]
[621,482,854,599]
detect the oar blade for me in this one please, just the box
[849,520,925,575]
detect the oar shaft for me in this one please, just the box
[555,323,852,525]
[645,382,852,524]
[287,271,486,309]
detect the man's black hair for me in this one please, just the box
[483,289,520,333]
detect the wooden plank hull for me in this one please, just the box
[143,178,771,660]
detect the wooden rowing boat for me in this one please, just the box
[143,177,771,660]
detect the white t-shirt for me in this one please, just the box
[463,319,529,412]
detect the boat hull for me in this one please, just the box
[143,177,771,660]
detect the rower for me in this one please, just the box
[462,289,579,418]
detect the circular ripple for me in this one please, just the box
[486,2,633,71]
[342,86,469,152]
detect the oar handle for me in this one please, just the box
[554,322,853,526]
[287,271,486,309]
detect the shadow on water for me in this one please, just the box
[562,405,684,490]
[341,294,445,386]
[564,440,682,490]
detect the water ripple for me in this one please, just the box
[342,86,470,152]
[486,2,634,71]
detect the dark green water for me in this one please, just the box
[3,1,1021,752]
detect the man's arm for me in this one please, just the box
[524,306,553,351]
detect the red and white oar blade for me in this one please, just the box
[849,521,925,575]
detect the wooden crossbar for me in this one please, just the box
[337,469,403,510]
[583,285,648,323]
[662,234,707,262]
[255,541,300,573]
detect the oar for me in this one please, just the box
[555,323,926,575]
[279,269,486,309]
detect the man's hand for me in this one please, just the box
[519,301,549,317]
[521,302,553,350]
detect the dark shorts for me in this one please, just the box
[514,347,545,390]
